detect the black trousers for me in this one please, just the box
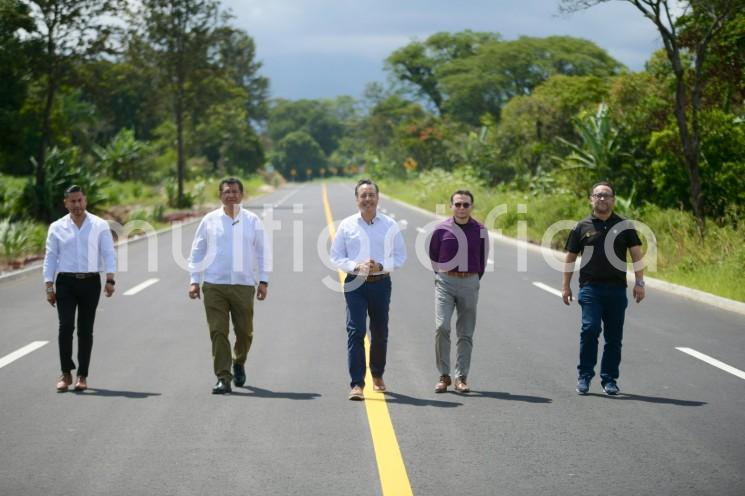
[55,274,101,376]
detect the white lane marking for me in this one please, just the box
[0,341,48,369]
[380,207,388,214]
[676,347,745,381]
[532,281,562,298]
[398,219,408,230]
[416,227,426,234]
[389,212,396,219]
[487,258,494,265]
[273,183,306,207]
[123,278,160,296]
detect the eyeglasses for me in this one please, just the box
[591,193,614,199]
[453,202,471,208]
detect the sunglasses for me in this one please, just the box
[453,202,471,208]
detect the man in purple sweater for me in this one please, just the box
[428,190,489,393]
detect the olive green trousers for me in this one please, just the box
[202,283,255,380]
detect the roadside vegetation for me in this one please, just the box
[1,1,743,301]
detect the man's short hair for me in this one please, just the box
[355,179,379,196]
[590,181,615,196]
[450,189,474,204]
[219,177,244,193]
[64,185,83,198]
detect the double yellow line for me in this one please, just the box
[321,183,414,496]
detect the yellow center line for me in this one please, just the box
[321,182,414,496]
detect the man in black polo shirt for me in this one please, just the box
[562,181,645,395]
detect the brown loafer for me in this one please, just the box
[56,373,73,392]
[74,376,88,392]
[348,386,364,401]
[435,375,452,393]
[454,376,470,393]
[372,377,386,392]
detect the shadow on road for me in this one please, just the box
[591,393,707,406]
[78,388,161,398]
[234,385,322,400]
[380,391,462,408]
[467,390,553,403]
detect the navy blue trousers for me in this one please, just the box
[577,284,628,384]
[344,275,391,388]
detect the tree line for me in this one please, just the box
[1,0,743,231]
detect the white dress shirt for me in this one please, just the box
[330,212,407,274]
[189,206,271,285]
[43,212,117,282]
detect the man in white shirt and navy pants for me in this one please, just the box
[43,185,116,392]
[330,179,407,400]
[188,178,270,394]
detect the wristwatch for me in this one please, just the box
[45,287,55,294]
[106,279,115,285]
[259,281,268,287]
[635,280,645,288]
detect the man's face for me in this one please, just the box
[356,184,378,215]
[590,185,615,214]
[64,192,87,217]
[451,194,473,222]
[220,183,243,207]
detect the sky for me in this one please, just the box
[221,0,663,101]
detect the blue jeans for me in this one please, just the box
[577,284,628,384]
[344,275,392,388]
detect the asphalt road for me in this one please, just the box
[1,182,743,496]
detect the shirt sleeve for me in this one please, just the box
[385,224,407,272]
[42,225,58,283]
[188,218,208,284]
[626,224,642,248]
[428,228,442,272]
[254,216,270,282]
[99,221,116,274]
[329,222,357,273]
[565,224,582,254]
[479,225,489,279]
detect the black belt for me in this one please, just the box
[58,272,99,279]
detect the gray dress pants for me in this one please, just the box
[435,273,480,379]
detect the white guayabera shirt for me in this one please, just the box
[188,206,271,286]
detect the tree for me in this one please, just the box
[560,0,745,229]
[21,0,121,219]
[386,31,499,114]
[141,0,220,207]
[267,99,344,156]
[271,131,326,181]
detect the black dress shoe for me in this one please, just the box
[212,378,232,394]
[233,363,246,387]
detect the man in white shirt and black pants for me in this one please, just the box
[43,185,116,392]
[188,178,270,394]
[330,179,407,400]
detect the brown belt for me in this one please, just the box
[444,271,477,278]
[364,273,390,282]
[58,272,99,279]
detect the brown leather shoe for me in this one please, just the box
[372,377,386,392]
[74,376,88,392]
[56,373,73,392]
[435,375,452,393]
[348,386,364,401]
[454,376,470,393]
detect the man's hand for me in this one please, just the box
[633,285,645,303]
[188,283,201,299]
[354,262,370,275]
[562,287,573,306]
[104,281,115,297]
[257,282,268,301]
[46,290,56,307]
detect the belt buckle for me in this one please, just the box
[75,273,86,279]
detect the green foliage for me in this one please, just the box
[271,131,327,181]
[93,129,148,182]
[0,217,29,259]
[22,147,107,222]
[267,99,345,156]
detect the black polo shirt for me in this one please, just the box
[565,212,642,287]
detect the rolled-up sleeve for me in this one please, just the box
[100,222,116,274]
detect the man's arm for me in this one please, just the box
[562,251,578,305]
[188,219,208,299]
[629,245,645,303]
[43,226,58,306]
[329,223,358,273]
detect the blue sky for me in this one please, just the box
[222,0,662,100]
